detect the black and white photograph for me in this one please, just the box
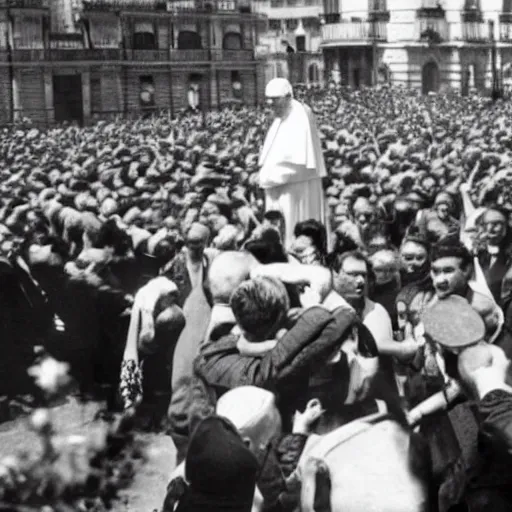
[1,0,512,511]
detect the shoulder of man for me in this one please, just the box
[193,332,252,384]
[196,332,239,361]
[290,305,341,327]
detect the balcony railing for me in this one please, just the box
[82,0,258,12]
[500,20,512,41]
[169,48,210,60]
[0,0,49,7]
[82,0,167,11]
[49,33,85,49]
[212,48,254,60]
[167,0,256,12]
[6,47,258,62]
[10,48,122,61]
[415,17,449,42]
[459,21,488,42]
[11,49,46,61]
[281,0,318,6]
[48,48,124,60]
[321,21,387,44]
[126,49,171,60]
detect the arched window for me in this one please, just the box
[177,30,202,50]
[133,21,156,50]
[308,63,319,83]
[223,32,242,49]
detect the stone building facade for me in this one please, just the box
[0,0,267,125]
[321,0,512,94]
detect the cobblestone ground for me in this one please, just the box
[0,397,176,512]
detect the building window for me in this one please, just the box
[13,15,44,49]
[286,19,298,31]
[296,35,306,51]
[464,0,481,9]
[462,0,482,21]
[133,21,156,50]
[369,0,386,10]
[139,76,155,109]
[89,17,119,48]
[324,0,340,17]
[270,0,284,6]
[231,70,243,99]
[177,30,202,49]
[223,32,242,49]
[303,17,320,31]
[269,20,282,31]
[308,63,319,83]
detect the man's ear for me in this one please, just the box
[242,436,253,451]
[462,261,473,279]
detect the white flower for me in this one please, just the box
[1,456,18,468]
[29,408,51,433]
[27,357,71,395]
[67,435,87,447]
[0,464,10,480]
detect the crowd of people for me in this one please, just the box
[2,83,512,511]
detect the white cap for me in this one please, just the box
[265,77,294,98]
[216,386,281,438]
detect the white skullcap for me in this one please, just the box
[265,78,294,98]
[216,386,281,438]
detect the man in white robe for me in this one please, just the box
[258,78,327,249]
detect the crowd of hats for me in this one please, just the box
[2,85,512,255]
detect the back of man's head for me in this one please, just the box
[230,275,290,342]
[208,251,259,305]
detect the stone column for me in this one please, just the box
[82,69,91,124]
[43,68,55,125]
[12,69,22,121]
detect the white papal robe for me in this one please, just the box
[259,99,327,249]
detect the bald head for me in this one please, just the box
[208,250,260,305]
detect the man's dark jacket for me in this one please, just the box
[188,304,359,437]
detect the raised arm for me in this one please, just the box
[251,263,333,301]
